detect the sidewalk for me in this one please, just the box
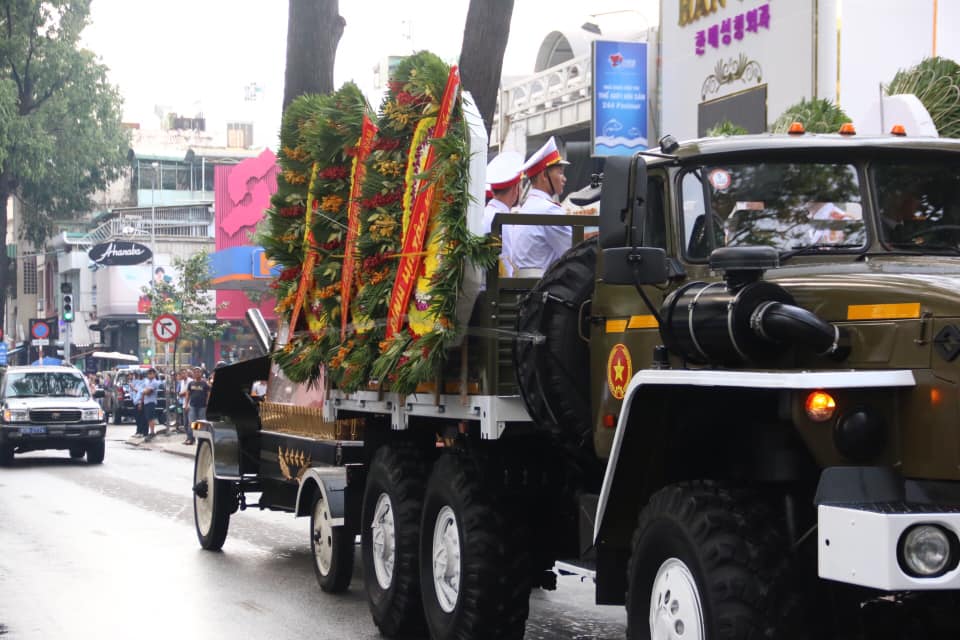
[122,423,197,459]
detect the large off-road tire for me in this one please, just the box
[193,440,234,550]
[86,441,105,464]
[0,444,14,466]
[419,452,532,640]
[627,482,805,640]
[361,443,427,637]
[515,237,598,448]
[311,490,355,593]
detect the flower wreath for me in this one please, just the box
[258,84,371,385]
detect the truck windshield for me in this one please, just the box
[874,160,960,252]
[5,372,90,398]
[683,162,864,259]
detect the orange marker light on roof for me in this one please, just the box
[787,122,805,135]
[839,122,856,135]
[890,124,907,136]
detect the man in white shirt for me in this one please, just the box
[504,136,572,276]
[481,151,524,277]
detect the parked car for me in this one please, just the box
[104,366,169,425]
[0,365,107,465]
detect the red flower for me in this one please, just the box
[278,266,301,282]
[361,190,402,210]
[375,137,403,152]
[319,165,350,180]
[278,206,304,218]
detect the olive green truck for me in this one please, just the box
[192,131,960,639]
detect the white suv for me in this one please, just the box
[0,366,107,465]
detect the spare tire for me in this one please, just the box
[514,238,597,449]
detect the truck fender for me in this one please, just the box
[192,420,242,480]
[295,468,348,527]
[593,368,916,547]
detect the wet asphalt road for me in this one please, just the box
[0,424,626,639]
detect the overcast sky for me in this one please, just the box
[82,0,657,147]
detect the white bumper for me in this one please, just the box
[818,504,960,590]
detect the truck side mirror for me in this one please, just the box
[601,247,668,285]
[599,155,648,248]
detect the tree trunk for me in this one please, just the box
[459,0,515,139]
[283,0,346,109]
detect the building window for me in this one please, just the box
[22,254,37,295]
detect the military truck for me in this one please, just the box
[192,129,960,639]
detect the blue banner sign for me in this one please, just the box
[0,342,8,366]
[591,40,648,157]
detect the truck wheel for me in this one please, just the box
[420,453,532,640]
[361,442,427,637]
[0,444,13,466]
[86,441,105,464]
[515,237,598,448]
[69,447,85,459]
[193,440,233,550]
[627,482,803,640]
[311,490,355,593]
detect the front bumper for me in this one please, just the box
[817,467,960,591]
[0,424,107,451]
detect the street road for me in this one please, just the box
[0,424,626,639]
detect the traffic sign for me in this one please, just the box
[31,338,49,346]
[30,320,50,340]
[152,314,180,343]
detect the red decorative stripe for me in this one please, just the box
[386,66,461,340]
[525,149,561,177]
[489,174,522,190]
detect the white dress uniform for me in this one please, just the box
[503,137,572,276]
[481,151,524,278]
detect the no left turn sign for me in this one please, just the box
[152,314,180,343]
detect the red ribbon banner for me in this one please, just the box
[341,114,379,340]
[385,65,461,340]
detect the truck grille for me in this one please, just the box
[29,410,82,423]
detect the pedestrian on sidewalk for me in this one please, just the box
[130,371,147,437]
[142,368,161,441]
[184,367,209,445]
[177,368,192,431]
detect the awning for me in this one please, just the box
[90,351,139,363]
[208,246,279,291]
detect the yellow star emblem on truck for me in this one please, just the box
[606,343,632,400]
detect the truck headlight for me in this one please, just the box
[82,408,104,422]
[899,524,956,577]
[2,408,29,423]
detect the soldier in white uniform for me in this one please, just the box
[504,137,572,276]
[481,151,524,277]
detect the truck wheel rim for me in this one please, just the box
[371,493,396,589]
[649,558,705,640]
[313,494,334,575]
[431,505,461,613]
[195,444,214,536]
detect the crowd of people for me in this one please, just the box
[88,365,216,446]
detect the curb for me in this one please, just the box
[124,428,196,459]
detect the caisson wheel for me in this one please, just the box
[86,441,105,464]
[310,489,355,593]
[361,442,427,637]
[0,444,14,466]
[69,447,85,459]
[419,453,532,640]
[627,482,805,640]
[193,440,234,550]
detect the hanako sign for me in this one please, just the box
[88,241,152,267]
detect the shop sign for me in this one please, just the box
[88,241,152,266]
[679,0,729,27]
[694,3,770,56]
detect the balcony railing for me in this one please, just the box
[81,205,213,246]
[493,54,592,143]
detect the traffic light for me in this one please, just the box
[62,294,74,323]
